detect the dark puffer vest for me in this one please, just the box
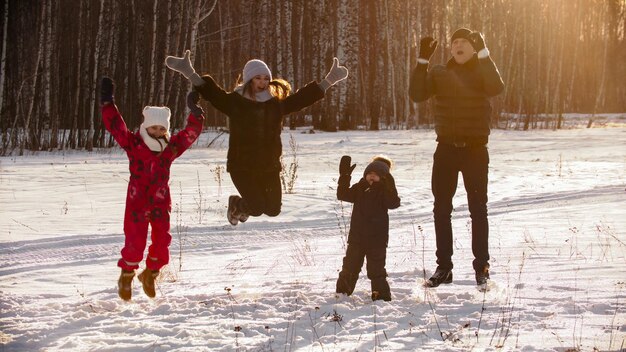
[409,55,504,144]
[196,76,324,172]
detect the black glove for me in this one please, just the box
[339,155,356,176]
[186,91,204,116]
[381,173,396,192]
[418,37,438,60]
[100,77,114,105]
[467,31,486,52]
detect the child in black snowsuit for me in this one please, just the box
[335,155,401,301]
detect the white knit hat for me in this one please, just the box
[242,59,272,84]
[141,106,171,131]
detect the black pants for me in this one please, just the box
[336,242,390,300]
[229,169,282,217]
[432,143,490,273]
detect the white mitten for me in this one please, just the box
[165,50,205,86]
[319,57,349,91]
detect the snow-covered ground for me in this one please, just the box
[1,127,625,351]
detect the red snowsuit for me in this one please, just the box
[102,104,204,271]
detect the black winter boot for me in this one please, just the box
[336,271,359,296]
[118,269,135,301]
[138,268,160,298]
[475,266,490,286]
[425,267,453,288]
[371,277,391,301]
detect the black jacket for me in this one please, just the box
[196,76,325,172]
[409,55,504,143]
[337,175,401,247]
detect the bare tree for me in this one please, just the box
[1,0,624,154]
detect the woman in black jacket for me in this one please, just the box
[166,51,348,225]
[335,155,401,301]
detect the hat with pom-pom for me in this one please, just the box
[363,160,390,178]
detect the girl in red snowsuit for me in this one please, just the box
[100,77,204,300]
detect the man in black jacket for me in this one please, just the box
[409,28,504,288]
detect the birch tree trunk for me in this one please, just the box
[384,0,396,128]
[588,2,610,129]
[0,0,8,134]
[86,0,106,151]
[148,0,159,104]
[23,2,47,152]
[70,1,83,149]
[44,0,56,150]
[160,1,173,106]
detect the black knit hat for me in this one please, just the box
[363,160,390,178]
[451,28,472,42]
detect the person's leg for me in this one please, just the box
[365,246,390,301]
[432,144,460,271]
[146,207,172,271]
[118,205,149,271]
[262,171,282,217]
[229,170,266,217]
[461,146,490,275]
[117,203,148,300]
[336,243,365,296]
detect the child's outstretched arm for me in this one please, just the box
[337,155,357,203]
[100,77,134,150]
[165,50,205,87]
[168,91,205,158]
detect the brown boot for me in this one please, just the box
[138,268,160,298]
[118,269,135,301]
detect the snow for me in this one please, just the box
[1,126,625,351]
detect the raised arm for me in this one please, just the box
[168,92,205,159]
[337,155,358,203]
[467,32,505,97]
[100,77,135,150]
[166,50,233,115]
[409,36,437,102]
[381,174,401,210]
[281,57,348,115]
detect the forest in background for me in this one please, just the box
[0,0,624,153]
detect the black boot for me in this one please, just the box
[336,271,359,296]
[425,267,453,288]
[475,266,490,285]
[118,269,135,301]
[371,277,391,301]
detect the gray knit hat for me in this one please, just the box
[242,59,272,84]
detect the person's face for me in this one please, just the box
[451,38,475,64]
[365,172,380,185]
[250,75,270,93]
[146,125,167,138]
